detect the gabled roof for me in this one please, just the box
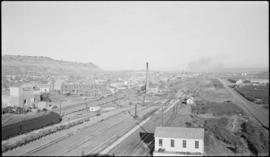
[155,127,204,139]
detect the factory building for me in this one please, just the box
[54,79,65,91]
[61,83,111,97]
[9,84,36,108]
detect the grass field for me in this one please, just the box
[192,100,246,116]
[234,85,269,104]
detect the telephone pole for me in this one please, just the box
[60,102,62,115]
[161,104,164,126]
[134,103,137,118]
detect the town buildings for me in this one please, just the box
[153,127,205,156]
[61,82,111,97]
[9,84,36,108]
[38,84,50,93]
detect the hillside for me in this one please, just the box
[2,55,102,75]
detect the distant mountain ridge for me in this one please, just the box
[2,55,102,75]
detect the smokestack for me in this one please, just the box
[146,62,149,94]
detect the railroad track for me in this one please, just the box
[22,113,129,156]
[89,124,135,155]
[9,107,133,156]
[63,96,125,116]
[21,132,74,156]
[22,106,149,156]
[61,107,153,155]
[130,111,175,156]
[114,99,178,156]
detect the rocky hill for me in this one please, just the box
[2,55,101,75]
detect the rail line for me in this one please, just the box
[22,112,129,156]
[62,106,153,155]
[20,106,149,156]
[61,116,130,155]
[63,96,125,116]
[130,109,176,155]
[20,132,74,156]
[110,99,179,156]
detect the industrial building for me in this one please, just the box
[61,83,111,97]
[9,84,36,108]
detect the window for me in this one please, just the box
[171,139,175,147]
[159,139,163,146]
[195,141,199,149]
[183,140,186,148]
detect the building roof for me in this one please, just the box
[155,127,204,139]
[38,84,50,88]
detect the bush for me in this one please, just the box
[240,121,269,155]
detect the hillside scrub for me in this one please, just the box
[238,120,269,155]
[204,117,247,154]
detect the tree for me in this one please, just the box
[40,93,51,102]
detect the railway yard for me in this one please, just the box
[2,76,269,156]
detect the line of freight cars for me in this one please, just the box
[2,111,62,140]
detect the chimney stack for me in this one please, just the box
[146,62,149,94]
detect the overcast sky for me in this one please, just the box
[2,1,268,71]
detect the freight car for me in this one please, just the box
[2,111,62,140]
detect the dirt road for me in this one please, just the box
[219,78,269,129]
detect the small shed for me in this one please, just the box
[186,97,194,105]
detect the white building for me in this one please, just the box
[38,84,50,93]
[2,95,11,108]
[36,101,47,110]
[89,106,100,112]
[54,79,64,91]
[186,97,194,105]
[153,127,205,156]
[9,84,35,108]
[235,79,243,85]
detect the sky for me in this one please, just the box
[2,1,269,71]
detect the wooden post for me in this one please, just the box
[161,104,164,126]
[60,102,62,115]
[135,103,137,118]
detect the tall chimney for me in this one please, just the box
[146,62,149,94]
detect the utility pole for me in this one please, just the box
[60,102,62,115]
[161,104,164,126]
[134,103,137,118]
